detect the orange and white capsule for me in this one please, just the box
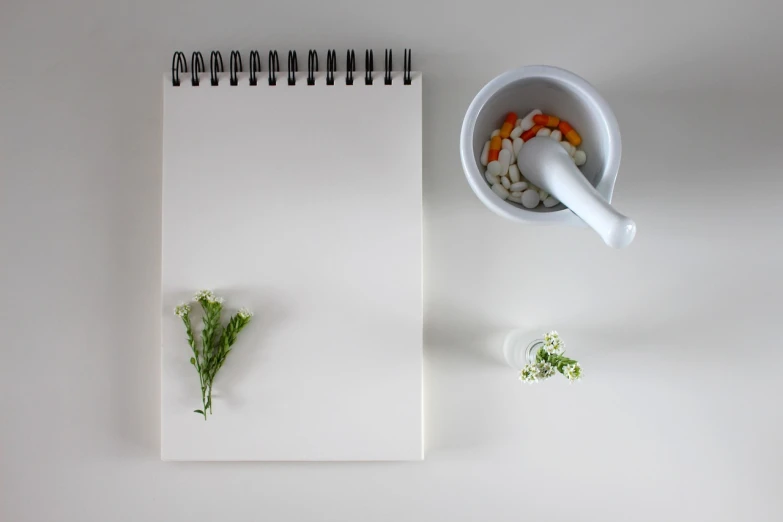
[521,124,542,142]
[558,121,582,147]
[533,114,560,128]
[488,136,502,162]
[519,109,542,131]
[499,112,518,139]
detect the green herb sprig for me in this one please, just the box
[174,290,253,420]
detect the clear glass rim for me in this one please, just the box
[525,339,545,365]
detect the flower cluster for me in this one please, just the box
[520,364,540,383]
[518,331,582,385]
[563,363,582,383]
[177,290,251,318]
[193,289,224,305]
[174,303,191,318]
[537,361,556,379]
[519,360,556,384]
[543,331,564,355]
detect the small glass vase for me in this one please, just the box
[503,329,545,369]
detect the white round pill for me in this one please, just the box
[521,189,540,209]
[539,189,549,201]
[487,161,501,177]
[508,164,520,183]
[492,183,510,200]
[574,150,587,166]
[485,171,499,185]
[536,127,551,137]
[480,141,490,166]
[510,181,528,192]
[543,196,560,208]
[550,129,562,142]
[501,176,511,189]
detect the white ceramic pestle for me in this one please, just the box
[517,137,636,248]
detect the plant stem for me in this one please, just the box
[181,314,208,420]
[179,297,252,420]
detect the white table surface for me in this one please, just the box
[2,1,782,521]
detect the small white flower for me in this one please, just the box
[194,289,224,304]
[519,363,540,384]
[194,289,215,302]
[543,330,564,355]
[237,307,253,320]
[536,361,556,379]
[563,363,582,383]
[174,303,191,317]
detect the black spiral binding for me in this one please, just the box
[346,49,355,85]
[403,49,412,85]
[326,50,336,85]
[191,52,204,86]
[249,50,261,86]
[230,51,243,86]
[268,51,279,85]
[288,51,298,85]
[172,49,413,87]
[171,51,187,86]
[365,50,374,85]
[384,49,393,85]
[307,50,318,85]
[210,51,224,86]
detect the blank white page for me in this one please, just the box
[161,71,422,461]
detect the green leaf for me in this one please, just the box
[194,409,204,415]
[190,357,196,365]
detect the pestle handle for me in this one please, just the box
[517,138,636,248]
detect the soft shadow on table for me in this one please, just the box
[212,288,290,410]
[423,302,512,453]
[424,302,506,367]
[108,304,161,456]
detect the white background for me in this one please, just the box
[1,0,781,520]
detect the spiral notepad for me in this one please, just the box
[161,49,422,461]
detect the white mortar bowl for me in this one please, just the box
[460,65,622,226]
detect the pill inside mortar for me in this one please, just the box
[521,189,540,209]
[480,141,490,166]
[508,164,521,183]
[492,184,510,200]
[480,109,588,210]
